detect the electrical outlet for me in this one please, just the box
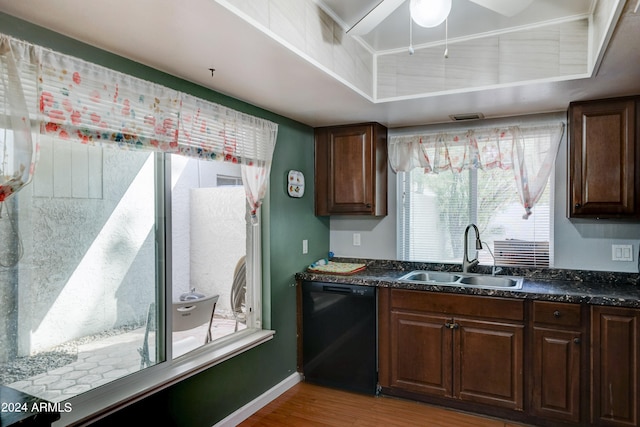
[353,233,361,246]
[612,244,633,261]
[302,239,308,254]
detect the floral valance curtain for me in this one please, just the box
[0,34,278,220]
[389,123,564,218]
[39,49,183,151]
[179,94,278,220]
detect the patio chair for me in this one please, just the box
[139,294,219,368]
[230,256,247,332]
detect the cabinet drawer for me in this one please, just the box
[533,301,581,328]
[390,289,524,322]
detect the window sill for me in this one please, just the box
[55,329,275,426]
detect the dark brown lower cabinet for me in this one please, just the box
[532,328,582,423]
[380,289,524,412]
[591,306,639,426]
[531,301,584,424]
[455,317,524,410]
[389,311,452,397]
[376,288,640,426]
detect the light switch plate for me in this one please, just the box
[612,244,633,261]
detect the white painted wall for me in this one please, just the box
[189,187,246,317]
[329,164,397,260]
[329,114,640,273]
[15,142,157,354]
[171,156,245,317]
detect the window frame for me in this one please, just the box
[0,34,277,425]
[56,329,274,425]
[396,144,556,268]
[47,151,274,426]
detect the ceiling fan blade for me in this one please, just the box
[468,0,534,17]
[347,0,406,36]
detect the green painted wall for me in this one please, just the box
[0,13,330,426]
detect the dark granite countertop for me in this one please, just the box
[295,258,640,308]
[0,385,61,427]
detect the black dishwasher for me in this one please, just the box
[301,281,377,395]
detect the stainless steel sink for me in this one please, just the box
[398,270,523,290]
[399,271,461,283]
[457,275,522,289]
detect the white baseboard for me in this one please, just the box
[214,372,302,426]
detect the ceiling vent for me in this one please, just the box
[450,113,485,121]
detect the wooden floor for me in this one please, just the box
[240,382,527,427]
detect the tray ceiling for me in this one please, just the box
[0,0,639,128]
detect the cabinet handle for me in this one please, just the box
[573,338,581,344]
[365,203,372,208]
[444,322,459,330]
[574,203,581,209]
[553,310,561,318]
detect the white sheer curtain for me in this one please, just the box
[0,36,39,267]
[389,123,564,218]
[0,36,38,202]
[510,124,564,218]
[238,118,278,223]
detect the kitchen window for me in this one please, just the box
[398,166,552,266]
[393,120,563,268]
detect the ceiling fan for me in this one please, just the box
[347,0,535,35]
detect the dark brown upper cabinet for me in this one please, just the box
[568,96,639,218]
[315,122,387,216]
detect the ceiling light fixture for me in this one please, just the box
[410,0,452,28]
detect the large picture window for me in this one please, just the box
[0,33,276,420]
[0,134,259,401]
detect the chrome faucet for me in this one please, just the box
[463,224,483,273]
[481,240,503,276]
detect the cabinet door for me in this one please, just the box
[569,99,637,218]
[389,310,453,397]
[455,318,524,410]
[315,123,387,216]
[591,306,639,426]
[531,327,581,423]
[328,125,373,214]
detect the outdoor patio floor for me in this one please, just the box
[7,316,241,402]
